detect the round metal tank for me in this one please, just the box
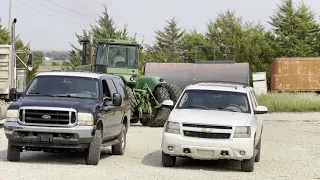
[0,101,9,120]
[16,68,27,92]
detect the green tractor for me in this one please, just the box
[76,38,182,127]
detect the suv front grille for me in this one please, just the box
[183,131,231,139]
[19,107,77,127]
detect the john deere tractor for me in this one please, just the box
[76,38,182,127]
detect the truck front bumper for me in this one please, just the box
[4,122,95,149]
[161,132,254,161]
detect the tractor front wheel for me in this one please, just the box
[145,86,171,127]
[126,86,139,123]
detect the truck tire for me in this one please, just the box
[126,86,138,123]
[7,140,21,162]
[165,84,182,103]
[162,151,176,167]
[85,130,101,165]
[111,124,126,155]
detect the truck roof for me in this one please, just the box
[35,71,117,79]
[185,82,251,93]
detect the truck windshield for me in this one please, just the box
[107,45,138,68]
[25,76,99,99]
[176,89,251,113]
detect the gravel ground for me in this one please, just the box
[0,121,319,180]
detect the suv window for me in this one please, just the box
[176,89,251,113]
[249,90,258,108]
[106,79,117,96]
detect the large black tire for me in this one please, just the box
[85,130,101,165]
[255,136,261,162]
[165,84,182,103]
[7,140,21,162]
[144,86,171,127]
[111,124,126,155]
[162,151,176,167]
[126,86,138,123]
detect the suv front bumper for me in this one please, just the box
[161,132,254,160]
[4,122,95,149]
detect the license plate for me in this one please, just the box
[37,133,53,142]
[197,150,214,158]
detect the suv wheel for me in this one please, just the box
[162,151,176,167]
[255,137,261,162]
[241,147,255,172]
[112,124,126,155]
[85,129,102,165]
[7,140,21,162]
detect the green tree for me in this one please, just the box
[181,29,210,62]
[32,51,43,65]
[269,0,320,57]
[63,5,131,70]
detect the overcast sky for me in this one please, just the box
[0,0,319,51]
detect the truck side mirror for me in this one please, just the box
[27,52,33,72]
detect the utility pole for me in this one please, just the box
[89,32,94,65]
[8,0,12,33]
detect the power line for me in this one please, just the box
[45,0,93,17]
[28,0,79,19]
[15,0,80,26]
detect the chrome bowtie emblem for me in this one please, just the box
[42,115,51,119]
[201,128,212,133]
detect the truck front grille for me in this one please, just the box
[19,107,77,127]
[183,131,231,139]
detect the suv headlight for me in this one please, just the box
[233,126,251,138]
[77,113,94,125]
[6,109,19,122]
[164,121,180,134]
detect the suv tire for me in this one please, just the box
[7,140,21,162]
[85,129,102,165]
[112,124,126,155]
[255,137,261,162]
[162,151,176,167]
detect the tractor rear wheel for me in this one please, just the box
[144,86,171,127]
[165,84,182,103]
[126,86,138,123]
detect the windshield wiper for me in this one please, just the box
[183,105,210,110]
[215,107,239,112]
[55,94,87,99]
[27,92,55,97]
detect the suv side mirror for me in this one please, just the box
[113,93,122,106]
[162,100,174,109]
[254,105,268,114]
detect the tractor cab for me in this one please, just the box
[93,39,140,76]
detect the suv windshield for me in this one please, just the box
[176,89,251,113]
[25,76,99,99]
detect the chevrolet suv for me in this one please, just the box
[4,72,131,165]
[160,81,268,172]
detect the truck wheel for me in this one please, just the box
[165,84,182,103]
[162,151,176,167]
[7,140,21,162]
[126,86,138,123]
[112,124,126,155]
[255,137,261,162]
[85,130,101,165]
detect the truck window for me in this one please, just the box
[112,78,127,100]
[106,79,117,96]
[102,79,111,97]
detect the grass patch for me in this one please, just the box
[257,92,320,112]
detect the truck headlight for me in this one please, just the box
[233,126,251,138]
[6,109,19,122]
[77,113,94,126]
[164,121,180,134]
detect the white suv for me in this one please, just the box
[160,81,268,172]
